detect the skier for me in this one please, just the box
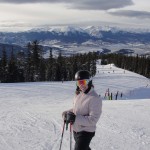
[62,70,102,150]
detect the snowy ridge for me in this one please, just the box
[0,64,150,150]
[28,25,150,35]
[1,21,150,33]
[29,26,85,34]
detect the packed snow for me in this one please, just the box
[0,63,150,150]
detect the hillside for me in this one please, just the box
[0,64,150,150]
[94,63,150,99]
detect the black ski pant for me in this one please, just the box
[73,131,95,150]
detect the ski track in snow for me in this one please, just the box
[94,100,150,150]
[0,64,150,150]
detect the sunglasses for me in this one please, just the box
[76,79,89,87]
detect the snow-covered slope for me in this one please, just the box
[94,63,150,100]
[0,64,150,150]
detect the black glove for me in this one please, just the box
[66,112,76,124]
[62,111,67,122]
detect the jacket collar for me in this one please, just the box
[84,86,94,94]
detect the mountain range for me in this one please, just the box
[0,25,150,57]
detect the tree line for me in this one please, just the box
[100,53,150,78]
[0,40,97,83]
[0,40,149,83]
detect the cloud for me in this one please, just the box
[68,0,134,10]
[109,10,150,19]
[0,0,133,10]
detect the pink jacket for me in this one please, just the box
[72,88,102,132]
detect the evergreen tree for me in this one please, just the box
[39,58,46,81]
[27,40,42,81]
[16,51,25,82]
[90,52,97,76]
[46,48,53,81]
[0,47,8,82]
[24,43,34,82]
[7,48,18,82]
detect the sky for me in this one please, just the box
[0,0,150,29]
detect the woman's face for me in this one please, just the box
[76,79,89,92]
[78,84,88,92]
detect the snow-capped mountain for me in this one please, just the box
[29,26,85,34]
[0,25,150,57]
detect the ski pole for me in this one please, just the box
[66,122,69,130]
[59,121,66,150]
[70,123,72,150]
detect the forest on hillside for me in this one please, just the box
[0,40,97,83]
[0,40,149,83]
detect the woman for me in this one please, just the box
[62,70,102,150]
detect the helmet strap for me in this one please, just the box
[84,85,91,94]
